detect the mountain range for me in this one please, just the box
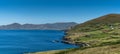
[0,22,77,30]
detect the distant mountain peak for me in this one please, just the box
[10,23,21,25]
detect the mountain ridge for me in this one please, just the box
[0,22,77,30]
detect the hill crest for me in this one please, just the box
[69,14,120,32]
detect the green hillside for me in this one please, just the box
[28,14,120,54]
[69,14,120,32]
[64,14,120,47]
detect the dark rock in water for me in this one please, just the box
[52,40,60,43]
[61,40,73,44]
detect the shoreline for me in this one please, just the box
[62,30,90,47]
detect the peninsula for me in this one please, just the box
[30,14,120,54]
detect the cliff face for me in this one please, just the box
[0,22,77,30]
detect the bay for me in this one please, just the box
[0,30,76,54]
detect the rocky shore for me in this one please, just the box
[62,31,90,47]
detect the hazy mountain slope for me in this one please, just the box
[0,22,77,30]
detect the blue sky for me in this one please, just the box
[0,0,120,25]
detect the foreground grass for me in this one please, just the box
[58,44,120,54]
[29,44,120,54]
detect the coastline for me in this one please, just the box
[62,30,89,47]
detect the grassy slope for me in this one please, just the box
[29,44,120,54]
[27,50,62,54]
[28,14,120,54]
[57,44,120,54]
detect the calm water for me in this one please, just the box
[0,30,76,54]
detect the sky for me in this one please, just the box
[0,0,120,25]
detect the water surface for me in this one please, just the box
[0,30,76,54]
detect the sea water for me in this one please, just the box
[0,30,76,54]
